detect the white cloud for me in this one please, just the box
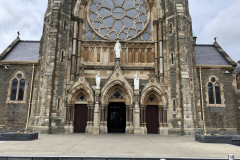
[190,0,240,61]
[0,0,239,62]
[0,0,47,53]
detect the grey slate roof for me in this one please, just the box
[2,41,40,61]
[195,45,230,65]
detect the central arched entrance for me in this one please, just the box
[107,102,126,133]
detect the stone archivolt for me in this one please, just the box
[68,75,94,105]
[141,77,167,106]
[101,65,133,106]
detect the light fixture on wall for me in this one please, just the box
[4,66,8,70]
[225,71,230,74]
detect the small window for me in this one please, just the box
[63,20,67,31]
[171,53,174,64]
[169,23,173,34]
[173,99,176,111]
[60,51,64,62]
[9,72,26,102]
[57,97,61,110]
[206,76,224,106]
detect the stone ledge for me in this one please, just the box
[195,134,240,144]
[0,132,38,141]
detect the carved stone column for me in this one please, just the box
[86,104,94,133]
[159,106,164,134]
[71,19,79,82]
[129,104,134,134]
[69,104,75,133]
[104,105,108,133]
[158,19,164,82]
[153,20,158,76]
[76,19,83,76]
[134,90,141,134]
[100,104,105,133]
[93,89,100,134]
[140,104,146,134]
[125,105,130,133]
[163,106,168,135]
[64,104,71,133]
[143,105,147,134]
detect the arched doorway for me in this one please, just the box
[140,86,167,134]
[101,82,133,134]
[67,84,94,134]
[108,102,126,133]
[145,94,160,134]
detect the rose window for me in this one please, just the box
[87,0,149,41]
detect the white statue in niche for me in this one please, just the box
[114,40,122,58]
[134,71,139,90]
[96,71,101,89]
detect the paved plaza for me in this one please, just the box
[0,134,240,158]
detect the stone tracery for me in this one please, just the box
[87,0,150,40]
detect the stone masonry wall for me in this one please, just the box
[198,69,239,134]
[0,65,33,133]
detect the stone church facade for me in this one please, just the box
[0,0,239,135]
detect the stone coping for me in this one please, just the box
[195,134,240,144]
[0,132,38,141]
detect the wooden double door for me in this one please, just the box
[146,105,159,134]
[74,104,88,133]
[107,102,126,133]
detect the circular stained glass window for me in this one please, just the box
[17,74,22,79]
[211,77,216,82]
[88,0,149,40]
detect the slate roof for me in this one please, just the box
[195,45,230,65]
[1,41,40,61]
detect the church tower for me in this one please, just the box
[28,0,200,135]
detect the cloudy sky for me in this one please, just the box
[0,0,239,62]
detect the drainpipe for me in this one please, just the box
[199,67,206,135]
[25,63,35,132]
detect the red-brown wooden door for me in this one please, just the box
[74,104,88,133]
[146,105,159,134]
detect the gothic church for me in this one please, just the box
[0,0,239,135]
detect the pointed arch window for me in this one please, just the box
[169,22,173,34]
[63,20,67,31]
[8,72,27,103]
[206,76,224,106]
[60,50,64,62]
